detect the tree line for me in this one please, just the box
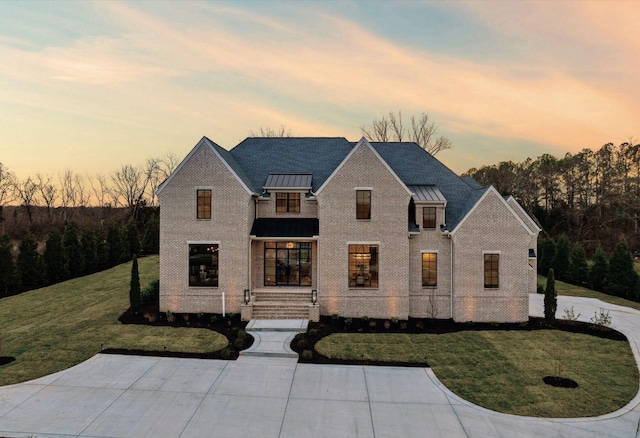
[464,140,640,253]
[0,215,158,297]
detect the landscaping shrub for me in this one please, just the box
[129,256,141,313]
[141,279,159,306]
[589,245,608,292]
[301,349,313,360]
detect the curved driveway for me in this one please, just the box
[1,294,639,437]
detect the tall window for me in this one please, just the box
[189,244,218,287]
[197,189,211,219]
[356,190,371,219]
[422,253,437,286]
[264,241,311,286]
[484,254,499,288]
[276,193,300,213]
[348,244,378,287]
[423,207,436,229]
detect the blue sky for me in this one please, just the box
[1,0,638,178]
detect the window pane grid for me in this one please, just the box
[423,207,436,229]
[356,190,371,219]
[276,193,300,213]
[189,244,218,287]
[422,253,437,286]
[484,254,499,288]
[197,190,211,219]
[348,244,378,287]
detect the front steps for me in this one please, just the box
[241,289,319,321]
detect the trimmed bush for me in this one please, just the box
[544,268,557,323]
[130,256,141,313]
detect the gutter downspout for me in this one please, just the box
[444,230,453,319]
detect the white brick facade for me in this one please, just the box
[158,137,540,322]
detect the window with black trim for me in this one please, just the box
[484,253,499,288]
[423,207,436,229]
[349,244,378,287]
[197,189,211,219]
[356,190,371,219]
[422,253,437,286]
[276,193,300,213]
[189,244,218,287]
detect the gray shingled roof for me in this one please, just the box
[216,137,485,231]
[230,137,352,192]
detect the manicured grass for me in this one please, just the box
[315,329,638,417]
[537,274,640,311]
[0,256,228,386]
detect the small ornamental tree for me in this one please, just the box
[130,255,141,313]
[544,268,557,323]
[569,242,588,286]
[589,245,609,292]
[605,237,639,299]
[551,234,570,281]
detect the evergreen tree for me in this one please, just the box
[589,245,609,292]
[126,218,140,257]
[537,238,556,276]
[544,268,557,323]
[81,227,98,274]
[107,222,124,266]
[130,255,141,313]
[0,234,19,295]
[17,235,46,291]
[63,223,85,278]
[44,228,69,284]
[141,214,159,255]
[605,237,639,299]
[569,242,589,286]
[95,227,110,270]
[551,234,570,281]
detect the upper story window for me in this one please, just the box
[422,252,437,287]
[484,253,499,288]
[356,190,371,219]
[197,189,211,219]
[423,207,436,229]
[276,192,300,213]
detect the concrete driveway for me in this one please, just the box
[1,294,639,437]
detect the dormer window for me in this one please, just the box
[276,193,300,213]
[423,207,436,229]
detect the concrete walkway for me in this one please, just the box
[0,295,640,437]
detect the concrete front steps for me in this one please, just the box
[241,288,319,321]
[240,319,309,359]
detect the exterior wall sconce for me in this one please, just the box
[244,289,251,305]
[311,289,317,305]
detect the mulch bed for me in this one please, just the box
[543,376,579,388]
[112,303,253,360]
[0,357,15,366]
[290,316,626,367]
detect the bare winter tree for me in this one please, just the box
[14,176,38,223]
[361,111,452,156]
[74,173,90,207]
[88,173,110,209]
[35,173,58,222]
[250,125,294,138]
[0,163,16,207]
[110,164,149,216]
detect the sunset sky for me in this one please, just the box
[1,0,638,179]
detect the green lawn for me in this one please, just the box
[0,256,228,386]
[315,329,638,417]
[537,274,640,311]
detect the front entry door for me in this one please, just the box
[265,242,311,286]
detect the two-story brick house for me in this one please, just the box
[157,136,540,322]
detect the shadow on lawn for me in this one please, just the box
[111,303,254,360]
[290,316,626,367]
